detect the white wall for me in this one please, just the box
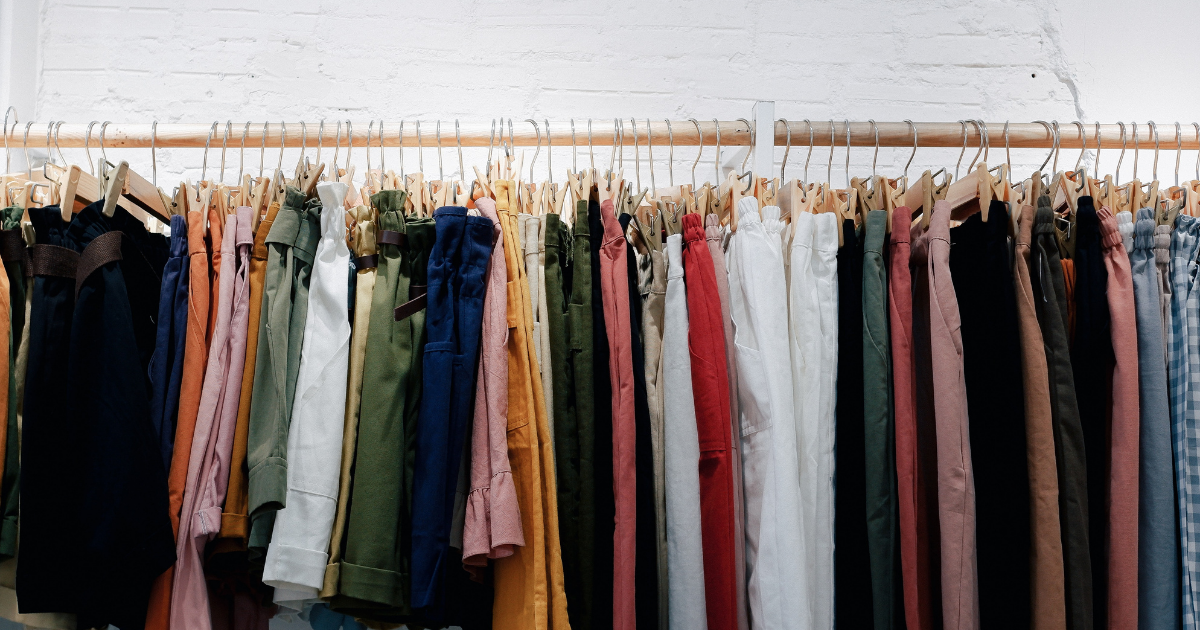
[7,0,1199,193]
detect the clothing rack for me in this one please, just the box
[5,121,1200,149]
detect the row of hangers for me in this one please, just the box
[5,110,1200,260]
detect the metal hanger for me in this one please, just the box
[904,119,917,183]
[315,119,325,171]
[219,120,231,184]
[200,122,217,196]
[151,121,159,189]
[739,118,755,194]
[689,118,702,188]
[344,120,353,183]
[632,118,641,191]
[1073,121,1088,192]
[22,122,32,179]
[588,118,595,173]
[436,120,445,183]
[826,120,835,185]
[608,118,618,180]
[98,121,111,171]
[779,118,792,181]
[297,121,308,173]
[804,119,815,189]
[379,119,386,174]
[416,120,424,176]
[1150,121,1160,181]
[2,107,15,174]
[1034,120,1054,174]
[1194,122,1200,182]
[967,120,984,173]
[870,119,879,181]
[1174,122,1182,187]
[457,120,466,184]
[1132,121,1140,181]
[238,122,250,185]
[1115,122,1127,186]
[844,119,851,189]
[1050,121,1060,174]
[713,118,721,182]
[366,120,375,175]
[84,121,99,175]
[527,119,541,184]
[1093,122,1102,181]
[665,119,674,188]
[569,119,578,177]
[955,121,967,180]
[260,122,268,179]
[398,120,406,181]
[646,118,655,193]
[277,121,287,174]
[546,119,554,185]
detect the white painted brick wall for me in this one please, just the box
[12,0,1200,192]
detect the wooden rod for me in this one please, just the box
[4,120,1199,150]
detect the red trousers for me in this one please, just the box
[682,212,738,630]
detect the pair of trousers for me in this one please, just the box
[588,195,615,630]
[329,190,434,619]
[462,198,523,571]
[1097,207,1139,630]
[889,206,935,630]
[728,201,806,629]
[146,204,212,630]
[837,217,874,629]
[246,187,320,554]
[925,201,980,630]
[522,213,554,444]
[1170,212,1200,630]
[1131,208,1178,630]
[622,213,660,630]
[787,210,839,629]
[682,211,736,630]
[1033,197,1092,630]
[863,209,901,630]
[20,203,174,630]
[410,206,494,611]
[263,184,350,609]
[323,203,378,598]
[1071,198,1113,629]
[597,198,637,630]
[663,232,707,630]
[212,200,282,557]
[147,213,189,473]
[948,204,1030,628]
[0,212,25,559]
[492,187,570,630]
[1012,204,1068,630]
[645,234,669,630]
[172,208,253,630]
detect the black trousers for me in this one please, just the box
[835,219,873,628]
[589,194,614,630]
[949,202,1031,628]
[1071,197,1112,630]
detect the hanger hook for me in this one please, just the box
[1033,120,1054,173]
[238,121,250,184]
[219,120,231,184]
[979,120,991,164]
[608,118,618,176]
[298,121,308,166]
[259,122,268,179]
[435,120,445,182]
[398,120,407,180]
[632,118,641,191]
[1093,122,1102,180]
[646,118,655,193]
[1194,122,1200,182]
[331,121,342,181]
[22,122,32,180]
[1132,121,1140,181]
[366,120,374,174]
[315,119,325,169]
[1174,121,1182,187]
[416,120,425,176]
[967,120,984,172]
[844,120,851,188]
[689,118,702,189]
[588,118,595,172]
[827,120,835,185]
[53,120,65,167]
[738,117,752,176]
[151,121,159,189]
[869,119,879,180]
[43,121,54,168]
[779,118,792,181]
[98,121,112,168]
[1116,121,1127,186]
[955,120,967,180]
[804,119,815,185]
[526,119,541,184]
[201,121,218,181]
[1004,121,1012,173]
[1072,121,1086,173]
[904,119,917,181]
[1149,121,1159,181]
[277,121,287,173]
[83,121,98,175]
[1,106,14,174]
[453,120,463,183]
[713,118,722,182]
[569,119,578,176]
[378,119,386,173]
[665,119,675,187]
[546,119,554,185]
[345,120,353,180]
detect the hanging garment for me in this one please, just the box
[207,199,225,349]
[1157,221,1172,353]
[322,203,378,598]
[1131,207,1178,630]
[663,231,707,630]
[925,199,980,630]
[329,190,434,619]
[621,213,660,630]
[147,213,190,473]
[646,222,668,630]
[545,209,582,608]
[680,210,737,630]
[212,200,281,558]
[492,184,571,630]
[410,205,493,611]
[1118,212,1134,260]
[589,194,615,630]
[462,197,523,573]
[948,202,1030,629]
[263,183,350,609]
[597,197,637,630]
[1012,203,1068,630]
[1032,197,1092,630]
[704,212,748,630]
[172,207,253,628]
[862,209,901,630]
[1071,198,1113,630]
[728,200,806,630]
[1097,207,1139,630]
[889,206,935,630]
[539,215,554,445]
[1170,212,1200,630]
[19,203,174,630]
[146,204,211,630]
[246,187,320,557]
[837,217,873,629]
[0,208,25,558]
